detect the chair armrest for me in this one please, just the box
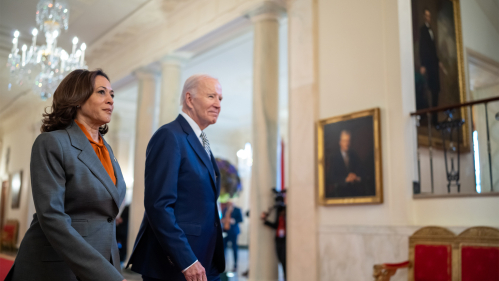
[373,261,410,281]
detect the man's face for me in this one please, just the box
[339,133,351,152]
[188,78,223,128]
[424,10,431,24]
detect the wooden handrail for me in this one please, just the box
[410,96,499,116]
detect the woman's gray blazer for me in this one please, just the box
[6,121,126,281]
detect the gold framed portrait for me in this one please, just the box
[411,0,469,150]
[318,108,383,205]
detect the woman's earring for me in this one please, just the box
[76,105,80,108]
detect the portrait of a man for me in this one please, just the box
[318,108,382,205]
[329,130,364,197]
[412,0,466,133]
[418,8,449,123]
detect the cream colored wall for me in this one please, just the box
[0,98,50,247]
[317,0,413,227]
[411,0,499,225]
[461,0,499,63]
[316,0,499,229]
[311,0,499,279]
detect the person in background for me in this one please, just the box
[261,192,286,280]
[6,69,127,281]
[222,201,243,272]
[116,205,130,266]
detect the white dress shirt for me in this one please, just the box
[425,22,434,41]
[341,150,349,168]
[180,111,211,159]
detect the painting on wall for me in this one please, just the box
[317,108,383,205]
[1,181,8,228]
[411,0,469,149]
[10,171,23,209]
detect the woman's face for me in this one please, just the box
[79,75,114,126]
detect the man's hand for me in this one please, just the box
[345,173,361,183]
[420,66,426,75]
[439,62,448,75]
[260,211,269,221]
[183,261,207,281]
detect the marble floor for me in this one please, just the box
[122,248,285,281]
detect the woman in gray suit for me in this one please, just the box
[6,69,127,281]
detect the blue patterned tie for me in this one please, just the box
[200,132,211,158]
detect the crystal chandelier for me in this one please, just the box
[6,0,87,100]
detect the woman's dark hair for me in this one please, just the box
[41,69,111,134]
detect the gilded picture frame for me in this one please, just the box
[411,0,469,150]
[318,108,383,205]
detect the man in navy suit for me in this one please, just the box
[128,74,225,281]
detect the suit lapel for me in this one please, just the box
[104,140,127,205]
[66,122,121,209]
[211,151,221,195]
[177,115,217,189]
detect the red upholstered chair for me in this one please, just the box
[413,244,452,281]
[457,227,499,281]
[1,219,19,251]
[373,226,456,281]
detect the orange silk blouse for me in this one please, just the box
[75,120,117,185]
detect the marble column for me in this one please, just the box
[286,0,318,280]
[127,68,158,259]
[248,2,285,281]
[159,53,190,126]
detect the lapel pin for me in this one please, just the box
[114,156,117,162]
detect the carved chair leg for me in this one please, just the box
[373,265,397,281]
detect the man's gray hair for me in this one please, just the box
[180,74,218,106]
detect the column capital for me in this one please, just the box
[160,52,193,67]
[133,67,157,81]
[246,1,286,23]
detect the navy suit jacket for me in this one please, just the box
[127,115,225,280]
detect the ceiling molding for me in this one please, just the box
[467,48,499,90]
[475,0,499,35]
[86,0,169,59]
[85,0,267,82]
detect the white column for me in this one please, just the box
[248,2,285,281]
[127,68,158,259]
[286,0,318,280]
[159,53,190,126]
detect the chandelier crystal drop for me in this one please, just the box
[6,0,87,100]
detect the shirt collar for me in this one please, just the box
[180,111,203,139]
[74,119,103,147]
[425,22,430,28]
